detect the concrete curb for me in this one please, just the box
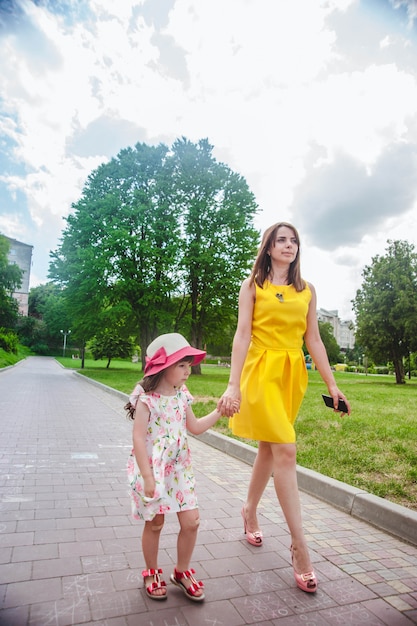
[0,359,26,373]
[74,372,417,547]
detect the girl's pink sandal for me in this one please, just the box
[142,568,167,600]
[170,567,205,602]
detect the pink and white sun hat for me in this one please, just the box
[144,333,206,376]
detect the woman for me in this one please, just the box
[218,222,350,593]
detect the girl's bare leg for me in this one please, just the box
[175,509,203,597]
[141,514,166,597]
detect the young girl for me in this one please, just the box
[127,333,229,602]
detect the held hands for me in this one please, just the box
[217,385,241,417]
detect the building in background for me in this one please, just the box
[4,236,33,316]
[317,308,355,351]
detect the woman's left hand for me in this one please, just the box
[329,387,351,416]
[217,387,241,417]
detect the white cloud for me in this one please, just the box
[303,64,417,163]
[1,0,417,323]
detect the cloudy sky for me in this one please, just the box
[1,0,417,320]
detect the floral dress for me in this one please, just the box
[127,384,198,521]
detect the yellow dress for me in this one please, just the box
[230,281,312,443]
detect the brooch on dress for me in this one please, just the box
[276,293,284,303]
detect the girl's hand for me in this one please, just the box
[143,475,156,498]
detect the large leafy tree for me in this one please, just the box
[49,138,259,370]
[169,138,259,362]
[353,240,417,384]
[0,234,23,328]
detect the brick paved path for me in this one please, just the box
[0,357,416,625]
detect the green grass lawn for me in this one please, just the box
[56,356,417,511]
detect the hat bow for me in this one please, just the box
[145,346,167,373]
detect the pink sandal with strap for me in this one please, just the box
[290,546,317,593]
[241,506,263,546]
[170,567,205,602]
[142,568,167,600]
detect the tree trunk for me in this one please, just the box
[393,356,405,384]
[190,319,203,375]
[140,324,158,373]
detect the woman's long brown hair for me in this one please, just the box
[249,222,305,291]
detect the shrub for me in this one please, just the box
[31,342,50,355]
[0,329,18,354]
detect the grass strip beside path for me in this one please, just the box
[59,358,417,511]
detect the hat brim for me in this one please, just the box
[145,347,206,376]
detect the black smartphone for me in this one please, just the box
[322,394,348,413]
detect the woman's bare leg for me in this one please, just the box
[243,441,273,532]
[270,443,313,573]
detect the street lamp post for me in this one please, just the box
[60,329,71,357]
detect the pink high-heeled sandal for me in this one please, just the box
[290,546,317,593]
[241,506,263,546]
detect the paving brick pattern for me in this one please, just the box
[0,357,416,625]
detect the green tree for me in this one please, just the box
[28,283,62,319]
[318,321,341,364]
[89,328,134,368]
[169,138,259,366]
[353,240,417,384]
[21,284,72,353]
[0,234,23,328]
[49,138,259,371]
[344,344,365,366]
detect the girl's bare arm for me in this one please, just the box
[185,405,223,436]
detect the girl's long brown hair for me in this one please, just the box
[249,222,305,291]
